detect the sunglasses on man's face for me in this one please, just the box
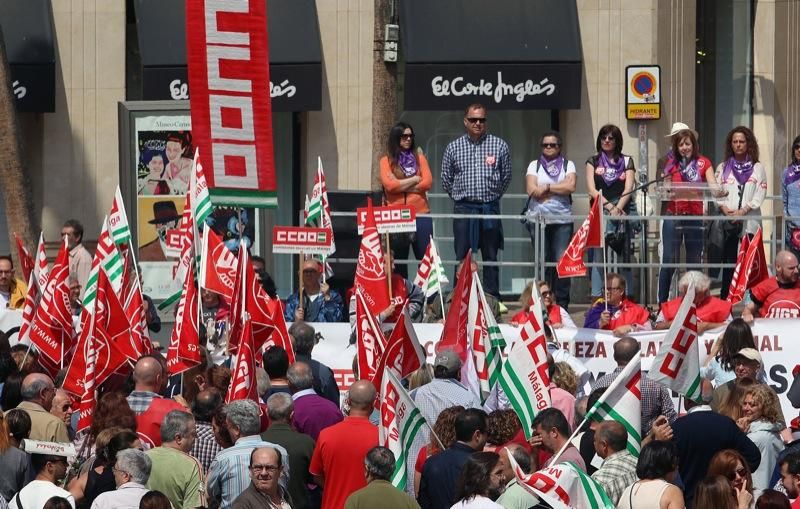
[466,117,486,124]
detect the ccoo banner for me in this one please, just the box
[186,0,277,207]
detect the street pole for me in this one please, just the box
[638,122,649,304]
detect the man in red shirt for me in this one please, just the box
[310,380,379,509]
[743,250,800,321]
[655,271,732,333]
[584,273,651,336]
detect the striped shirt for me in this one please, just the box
[441,133,512,203]
[206,435,290,509]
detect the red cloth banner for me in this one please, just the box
[186,0,276,207]
[556,197,602,278]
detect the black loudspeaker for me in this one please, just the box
[326,190,384,297]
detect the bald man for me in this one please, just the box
[591,421,638,505]
[743,249,800,321]
[11,374,69,442]
[496,444,539,509]
[310,380,379,509]
[128,355,186,447]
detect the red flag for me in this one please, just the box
[166,261,201,376]
[124,276,152,359]
[29,240,74,366]
[17,271,39,346]
[355,289,387,380]
[727,228,768,304]
[370,301,426,391]
[264,299,295,364]
[354,198,391,316]
[62,270,131,396]
[75,333,98,434]
[557,197,602,278]
[228,247,281,357]
[438,251,473,362]
[13,233,33,284]
[34,233,49,287]
[226,319,259,403]
[200,229,238,300]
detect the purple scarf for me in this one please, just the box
[397,150,418,177]
[662,150,677,176]
[722,157,754,185]
[598,152,626,185]
[785,163,800,186]
[538,154,565,179]
[678,157,702,182]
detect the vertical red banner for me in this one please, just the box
[186,0,277,207]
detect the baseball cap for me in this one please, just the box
[734,348,763,366]
[434,349,461,371]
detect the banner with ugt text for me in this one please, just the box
[186,0,276,207]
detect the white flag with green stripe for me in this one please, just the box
[499,311,552,439]
[379,369,429,490]
[307,157,335,254]
[82,218,124,314]
[647,282,702,403]
[509,454,614,509]
[585,355,642,457]
[109,187,131,246]
[467,275,505,401]
[413,237,449,298]
[190,148,212,226]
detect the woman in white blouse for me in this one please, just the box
[714,126,767,300]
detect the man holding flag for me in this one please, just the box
[584,273,651,335]
[283,259,344,322]
[743,249,800,321]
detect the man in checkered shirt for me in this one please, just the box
[441,103,512,298]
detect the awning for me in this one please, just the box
[400,0,582,111]
[0,0,56,113]
[134,0,322,112]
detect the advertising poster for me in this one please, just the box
[133,115,257,301]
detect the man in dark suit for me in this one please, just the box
[417,408,488,509]
[672,396,760,507]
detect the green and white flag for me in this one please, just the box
[585,354,643,457]
[109,187,131,246]
[190,148,213,227]
[648,282,702,403]
[379,369,429,490]
[509,454,614,509]
[498,309,552,439]
[467,275,505,401]
[413,237,449,298]
[307,157,335,254]
[82,217,124,315]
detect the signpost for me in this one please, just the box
[356,205,417,234]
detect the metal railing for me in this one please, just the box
[328,196,795,306]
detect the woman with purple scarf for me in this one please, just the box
[714,126,767,300]
[524,131,577,310]
[657,128,718,304]
[781,135,800,260]
[585,124,636,298]
[380,122,433,279]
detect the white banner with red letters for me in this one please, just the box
[305,320,798,419]
[186,0,276,207]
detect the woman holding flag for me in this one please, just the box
[657,128,718,304]
[585,124,637,298]
[714,126,767,300]
[379,122,433,279]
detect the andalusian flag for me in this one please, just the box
[109,187,132,246]
[467,275,505,401]
[379,369,429,490]
[498,311,551,439]
[413,237,449,297]
[307,157,335,254]
[585,355,642,457]
[82,218,124,313]
[648,282,702,403]
[509,454,614,509]
[190,148,213,227]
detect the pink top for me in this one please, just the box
[549,383,577,432]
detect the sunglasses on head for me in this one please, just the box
[466,117,486,124]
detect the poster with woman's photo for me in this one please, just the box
[133,114,258,301]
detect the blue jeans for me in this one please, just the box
[390,216,434,279]
[658,218,705,303]
[530,222,573,309]
[453,200,503,298]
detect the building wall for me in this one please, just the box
[303,0,374,194]
[22,0,126,241]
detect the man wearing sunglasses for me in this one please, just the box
[441,103,512,298]
[10,452,74,509]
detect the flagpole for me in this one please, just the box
[549,415,590,465]
[385,234,393,296]
[600,191,609,312]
